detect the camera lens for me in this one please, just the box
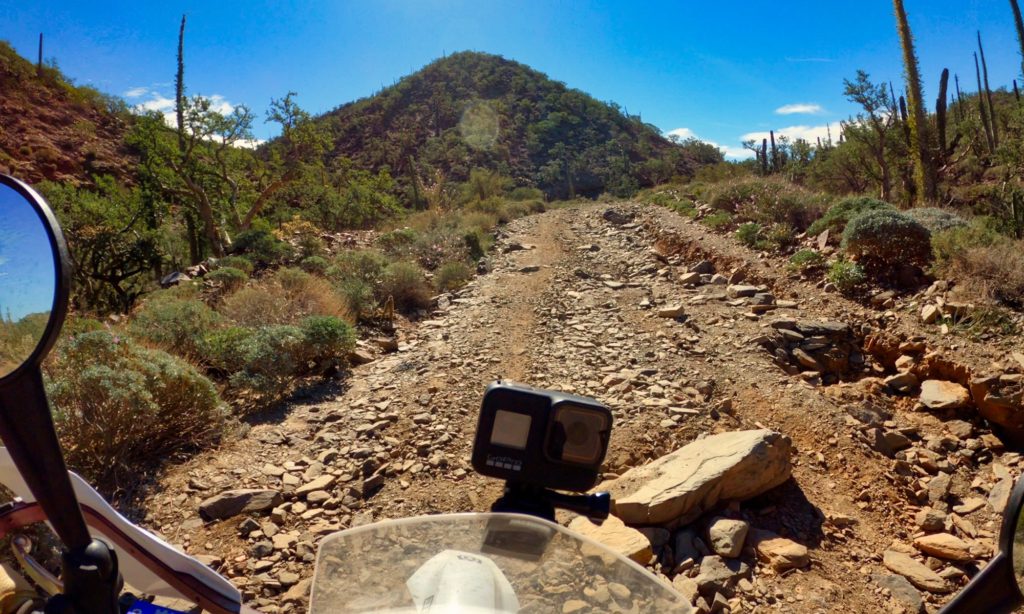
[548,404,609,465]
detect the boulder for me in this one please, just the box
[882,550,950,593]
[694,555,749,595]
[690,260,715,275]
[600,430,792,525]
[920,380,971,410]
[679,272,702,285]
[727,285,758,298]
[199,489,282,521]
[748,529,809,571]
[912,533,973,562]
[568,515,653,564]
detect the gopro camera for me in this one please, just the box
[472,381,612,492]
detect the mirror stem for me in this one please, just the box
[0,367,90,550]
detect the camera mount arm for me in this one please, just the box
[491,482,611,523]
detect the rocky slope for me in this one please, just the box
[142,202,1022,613]
[0,42,135,185]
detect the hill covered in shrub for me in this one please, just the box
[313,51,713,199]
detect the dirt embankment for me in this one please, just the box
[143,202,1022,613]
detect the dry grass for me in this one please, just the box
[947,241,1024,308]
[219,267,351,326]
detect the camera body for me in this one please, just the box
[471,381,612,492]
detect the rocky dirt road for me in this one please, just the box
[144,202,1024,613]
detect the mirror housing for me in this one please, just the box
[940,477,1024,613]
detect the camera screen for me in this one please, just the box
[490,410,532,450]
[549,404,609,465]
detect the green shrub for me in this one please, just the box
[129,292,223,358]
[47,331,225,489]
[298,315,356,370]
[232,220,295,265]
[706,177,824,231]
[376,228,419,253]
[736,222,762,248]
[205,267,248,293]
[906,208,968,234]
[379,261,433,312]
[300,255,330,275]
[228,325,305,397]
[203,326,255,374]
[328,249,390,285]
[841,210,932,272]
[788,249,826,273]
[216,255,255,275]
[807,196,894,237]
[702,211,733,230]
[435,261,474,292]
[827,259,867,293]
[336,278,377,321]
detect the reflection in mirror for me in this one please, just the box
[1015,503,1024,594]
[0,183,56,379]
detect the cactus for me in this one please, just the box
[954,74,965,123]
[893,0,935,202]
[898,95,911,148]
[975,52,995,154]
[36,33,42,77]
[760,138,769,174]
[1011,0,1024,83]
[1016,80,1021,102]
[769,130,778,172]
[176,14,187,156]
[978,32,999,147]
[936,69,949,160]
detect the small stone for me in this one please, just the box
[296,475,336,496]
[658,304,687,318]
[199,489,282,521]
[885,372,919,392]
[914,508,946,533]
[921,304,940,324]
[882,550,949,593]
[912,533,973,562]
[920,380,971,410]
[562,599,587,613]
[679,272,702,285]
[568,515,652,564]
[749,529,809,571]
[872,574,923,613]
[707,517,749,558]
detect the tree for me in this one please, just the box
[843,70,896,200]
[893,0,936,202]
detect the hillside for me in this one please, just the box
[315,51,702,198]
[0,41,135,185]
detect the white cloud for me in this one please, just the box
[741,122,844,146]
[208,95,235,116]
[131,91,241,129]
[666,127,695,140]
[235,138,266,149]
[124,86,148,98]
[665,127,753,161]
[138,94,175,113]
[775,103,824,116]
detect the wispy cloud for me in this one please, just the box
[123,86,149,99]
[741,122,844,145]
[785,57,834,63]
[775,103,825,115]
[666,127,752,160]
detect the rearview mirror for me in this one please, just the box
[0,175,70,381]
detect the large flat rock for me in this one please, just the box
[600,430,792,525]
[199,489,282,521]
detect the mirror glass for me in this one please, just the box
[0,183,57,379]
[1015,503,1024,593]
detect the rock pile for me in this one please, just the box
[753,318,871,385]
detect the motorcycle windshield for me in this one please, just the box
[311,512,692,613]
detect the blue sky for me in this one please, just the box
[3,1,1021,159]
[0,186,56,322]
